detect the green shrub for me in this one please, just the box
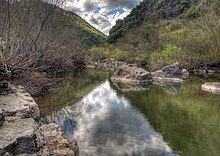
[150,44,182,65]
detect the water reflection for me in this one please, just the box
[153,82,182,95]
[112,82,152,92]
[38,71,220,156]
[41,81,177,156]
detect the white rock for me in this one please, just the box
[202,82,220,94]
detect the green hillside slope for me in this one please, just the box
[62,10,107,47]
[101,0,220,69]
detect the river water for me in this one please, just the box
[36,70,220,156]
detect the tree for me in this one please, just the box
[0,0,86,73]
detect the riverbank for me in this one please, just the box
[1,59,220,155]
[0,84,79,155]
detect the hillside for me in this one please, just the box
[62,9,107,47]
[109,0,201,43]
[98,0,220,69]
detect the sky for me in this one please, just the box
[63,0,141,35]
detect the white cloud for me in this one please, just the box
[62,0,141,35]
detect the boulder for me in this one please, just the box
[202,82,220,94]
[0,109,5,127]
[0,85,40,120]
[0,118,39,155]
[111,65,152,83]
[35,123,79,156]
[151,63,188,82]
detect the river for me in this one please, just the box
[36,69,220,156]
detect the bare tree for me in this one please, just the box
[0,0,86,74]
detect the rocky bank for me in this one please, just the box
[111,62,189,84]
[0,85,79,156]
[151,63,189,83]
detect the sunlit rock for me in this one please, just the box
[111,65,152,83]
[202,82,220,94]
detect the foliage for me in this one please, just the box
[150,44,182,66]
[101,0,220,69]
[90,44,129,61]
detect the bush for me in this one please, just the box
[150,44,182,66]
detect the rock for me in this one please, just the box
[151,63,187,82]
[35,123,79,156]
[97,58,127,70]
[116,61,127,68]
[192,69,206,75]
[207,69,215,74]
[162,62,183,77]
[128,63,138,67]
[0,118,39,155]
[111,65,152,83]
[86,65,96,69]
[0,109,5,127]
[182,69,189,79]
[0,85,40,120]
[202,82,220,94]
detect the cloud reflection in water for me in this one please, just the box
[41,81,177,156]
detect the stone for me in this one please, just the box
[192,69,206,75]
[0,85,40,120]
[202,82,220,94]
[116,61,127,68]
[0,118,39,155]
[35,123,79,156]
[0,109,5,126]
[207,70,215,74]
[182,69,189,79]
[162,63,182,77]
[151,63,187,82]
[97,58,127,70]
[111,65,152,83]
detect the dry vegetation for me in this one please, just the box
[0,0,105,76]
